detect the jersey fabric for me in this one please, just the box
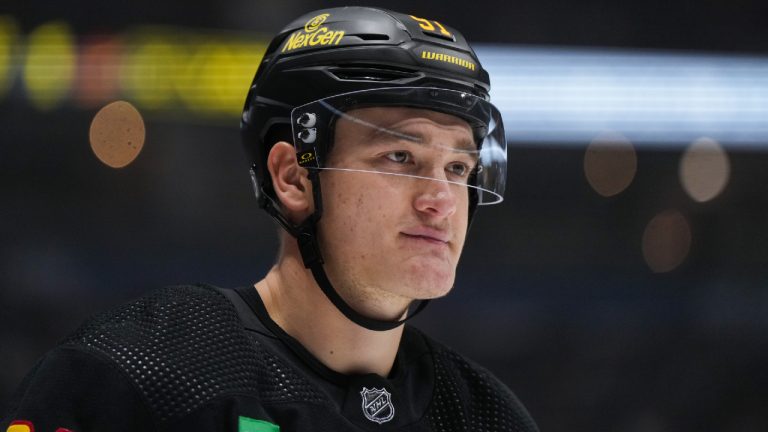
[1,284,538,432]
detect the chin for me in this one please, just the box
[415,283,454,300]
[399,265,456,300]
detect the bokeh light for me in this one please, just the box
[642,209,692,273]
[89,100,145,168]
[75,35,122,108]
[121,34,185,109]
[7,21,272,116]
[119,33,264,115]
[176,40,265,115]
[22,21,76,109]
[583,132,637,197]
[679,137,730,203]
[0,15,18,100]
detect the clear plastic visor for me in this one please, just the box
[290,87,506,205]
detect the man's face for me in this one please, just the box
[315,106,475,308]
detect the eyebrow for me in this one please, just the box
[369,123,422,142]
[369,125,477,155]
[338,111,424,143]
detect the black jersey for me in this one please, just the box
[2,285,538,432]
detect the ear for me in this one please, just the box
[267,141,314,220]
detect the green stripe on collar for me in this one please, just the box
[238,416,280,432]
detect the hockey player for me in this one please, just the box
[2,7,538,431]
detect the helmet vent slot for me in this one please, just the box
[350,33,390,41]
[329,67,419,82]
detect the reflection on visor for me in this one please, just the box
[291,87,507,205]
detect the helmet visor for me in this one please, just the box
[290,87,506,205]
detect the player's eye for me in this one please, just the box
[446,161,470,177]
[385,151,411,164]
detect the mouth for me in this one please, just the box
[400,227,450,245]
[401,233,448,245]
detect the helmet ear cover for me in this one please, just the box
[252,124,293,209]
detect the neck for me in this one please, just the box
[254,251,404,378]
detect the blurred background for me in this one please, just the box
[1,0,767,430]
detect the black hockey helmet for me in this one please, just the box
[241,6,502,206]
[240,7,505,331]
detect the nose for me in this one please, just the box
[413,176,457,218]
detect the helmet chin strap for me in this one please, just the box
[257,168,429,332]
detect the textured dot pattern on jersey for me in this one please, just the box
[55,285,537,431]
[428,347,538,432]
[64,285,330,422]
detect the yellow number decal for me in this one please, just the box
[409,15,453,39]
[409,15,435,31]
[433,21,451,37]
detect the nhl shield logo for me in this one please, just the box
[360,387,395,424]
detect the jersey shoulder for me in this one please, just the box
[413,329,540,432]
[62,284,328,423]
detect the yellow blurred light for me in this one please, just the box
[121,34,186,109]
[208,43,264,115]
[174,39,205,111]
[23,21,76,110]
[642,209,691,273]
[89,100,145,168]
[679,137,730,203]
[178,42,223,114]
[177,40,265,116]
[7,423,32,432]
[583,132,637,197]
[0,15,19,100]
[198,43,237,114]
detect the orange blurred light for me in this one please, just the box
[89,100,145,168]
[642,209,692,273]
[75,35,122,108]
[583,132,637,197]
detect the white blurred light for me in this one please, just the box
[642,210,692,273]
[679,137,730,202]
[584,132,637,197]
[476,45,768,146]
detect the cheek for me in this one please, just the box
[321,176,394,247]
[349,190,396,244]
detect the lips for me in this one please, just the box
[400,226,450,244]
